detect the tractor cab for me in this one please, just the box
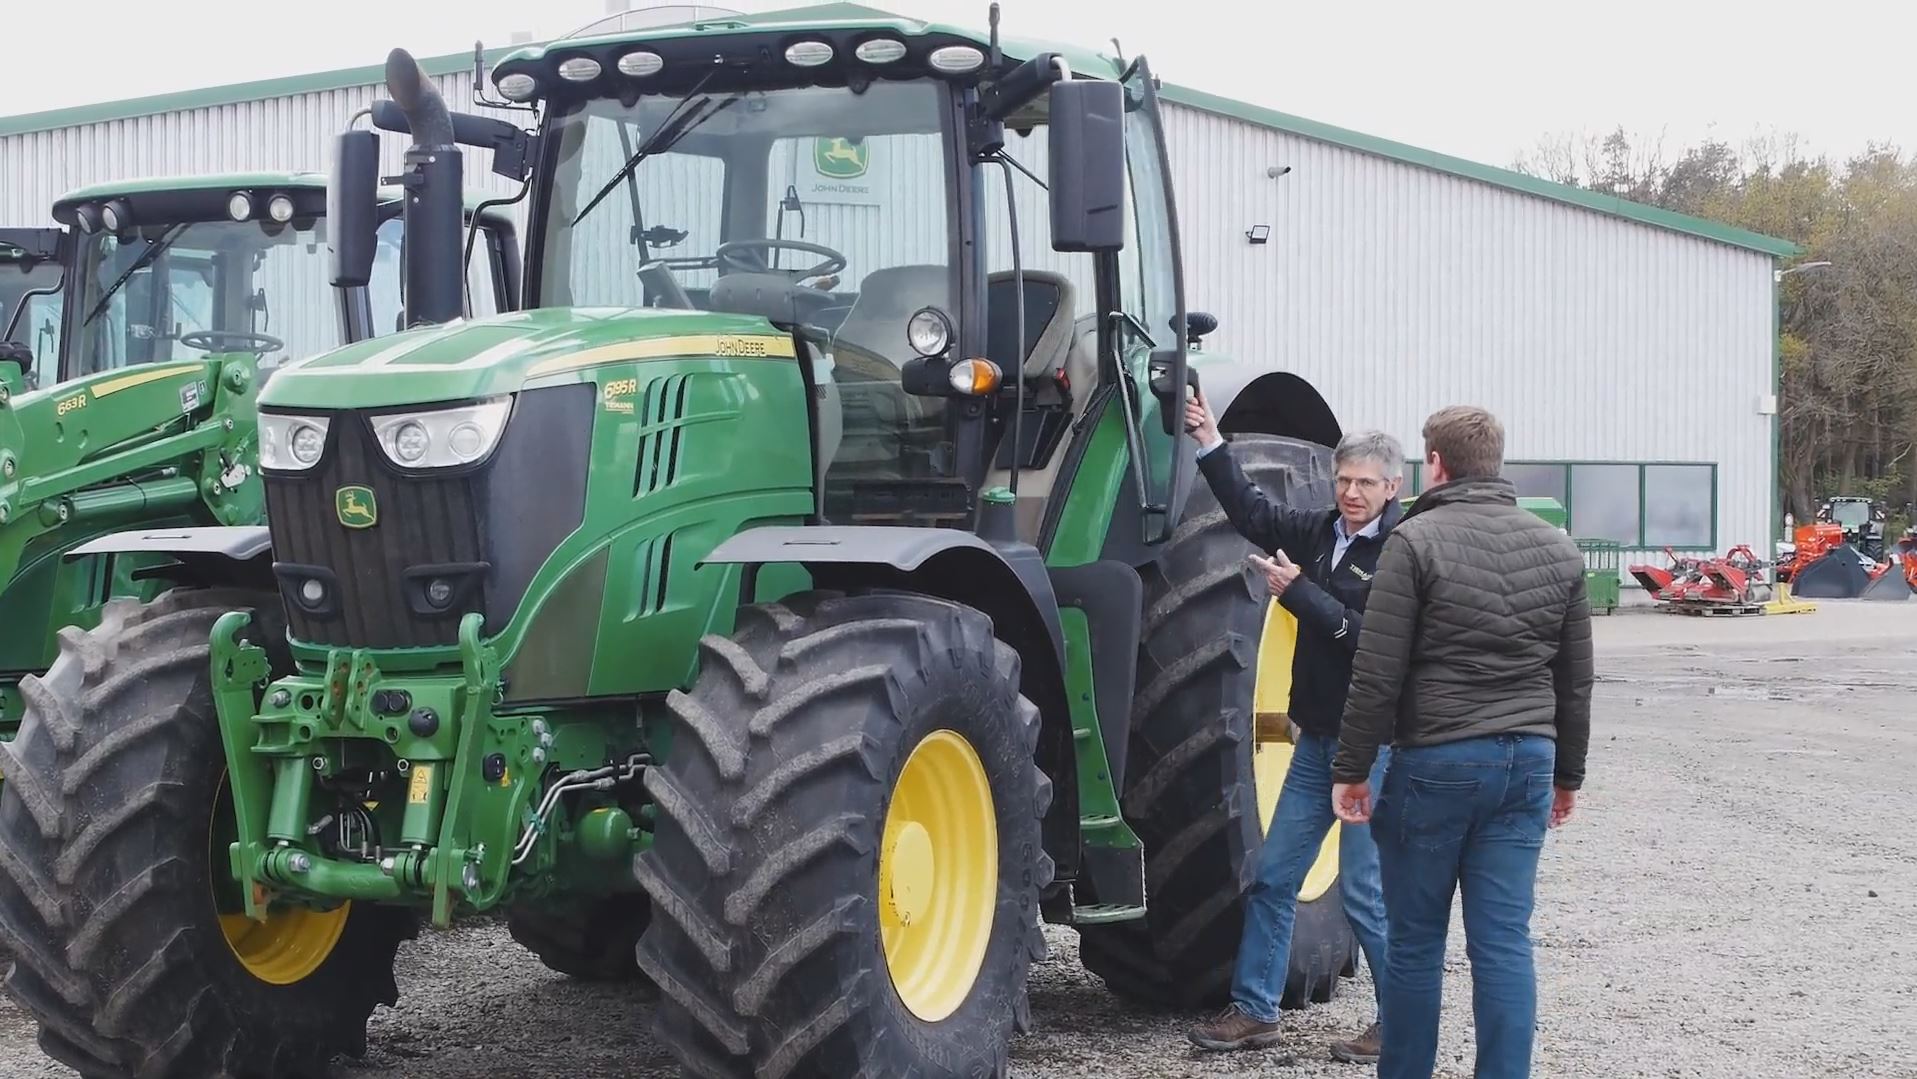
[49,174,520,384]
[324,7,1191,544]
[0,228,68,390]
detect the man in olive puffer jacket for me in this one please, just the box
[1329,405,1593,1079]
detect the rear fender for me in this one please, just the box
[1198,363,1343,448]
[700,525,1079,887]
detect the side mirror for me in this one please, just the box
[328,129,381,288]
[1047,80,1125,253]
[1186,311,1218,348]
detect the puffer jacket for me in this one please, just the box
[1330,476,1595,790]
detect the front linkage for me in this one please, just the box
[210,610,645,928]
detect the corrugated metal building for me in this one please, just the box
[0,19,1796,572]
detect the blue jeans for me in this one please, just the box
[1373,733,1556,1079]
[1230,731,1391,1023]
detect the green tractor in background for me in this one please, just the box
[0,7,1362,1077]
[0,173,521,775]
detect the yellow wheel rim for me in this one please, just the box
[210,774,350,986]
[1252,603,1341,904]
[218,905,350,986]
[879,729,997,1022]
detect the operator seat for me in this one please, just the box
[979,268,1100,542]
[826,264,949,484]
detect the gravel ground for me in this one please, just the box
[3,598,1915,1078]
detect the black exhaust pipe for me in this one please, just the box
[384,48,464,327]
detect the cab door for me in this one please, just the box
[1111,57,1190,542]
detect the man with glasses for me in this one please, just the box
[1182,391,1403,1064]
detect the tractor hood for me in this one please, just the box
[259,307,794,410]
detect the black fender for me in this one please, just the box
[1197,362,1343,448]
[700,525,1081,888]
[64,525,277,590]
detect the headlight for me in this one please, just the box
[557,57,602,82]
[497,73,538,101]
[228,192,254,221]
[268,194,296,223]
[100,199,132,232]
[907,306,953,357]
[258,413,331,471]
[370,397,513,469]
[617,50,663,77]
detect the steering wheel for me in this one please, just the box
[716,239,847,281]
[179,329,284,354]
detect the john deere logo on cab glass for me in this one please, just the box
[336,486,378,529]
[814,137,869,179]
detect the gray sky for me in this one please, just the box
[8,0,1911,170]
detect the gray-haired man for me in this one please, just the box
[1183,392,1404,1063]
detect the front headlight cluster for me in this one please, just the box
[368,397,513,469]
[257,397,512,472]
[258,413,331,471]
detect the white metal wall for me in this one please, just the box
[0,85,1775,560]
[1165,106,1774,566]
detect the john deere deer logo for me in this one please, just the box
[335,486,378,530]
[814,137,869,179]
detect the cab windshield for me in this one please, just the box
[1829,501,1871,530]
[68,217,345,379]
[1,254,63,387]
[539,81,956,501]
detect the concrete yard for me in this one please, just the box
[2,599,1914,1078]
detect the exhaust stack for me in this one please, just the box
[384,48,464,327]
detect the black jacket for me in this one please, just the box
[1197,441,1403,738]
[1330,477,1595,790]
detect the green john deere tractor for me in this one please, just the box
[0,8,1360,1077]
[0,173,521,774]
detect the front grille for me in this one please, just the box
[265,384,594,649]
[266,417,486,648]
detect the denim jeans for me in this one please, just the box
[1373,733,1556,1079]
[1230,731,1391,1023]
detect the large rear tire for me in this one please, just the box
[636,591,1051,1078]
[0,588,413,1078]
[1078,433,1359,1011]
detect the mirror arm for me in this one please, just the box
[1104,326,1159,537]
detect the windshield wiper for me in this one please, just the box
[83,223,188,327]
[571,76,740,228]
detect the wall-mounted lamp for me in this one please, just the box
[1267,165,1292,179]
[1246,224,1271,245]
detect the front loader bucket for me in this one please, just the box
[1860,568,1915,601]
[1789,547,1871,599]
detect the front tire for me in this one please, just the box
[636,591,1051,1078]
[0,588,413,1078]
[1078,433,1359,1011]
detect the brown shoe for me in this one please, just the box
[1329,1020,1382,1064]
[1187,1004,1283,1052]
